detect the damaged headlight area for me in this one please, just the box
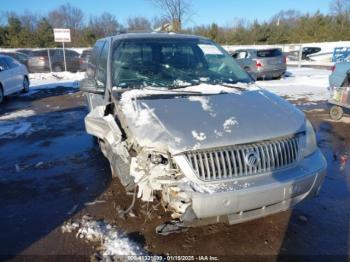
[149,152,168,165]
[129,149,183,202]
[303,120,317,157]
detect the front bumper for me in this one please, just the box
[180,149,326,224]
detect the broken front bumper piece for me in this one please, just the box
[169,149,327,226]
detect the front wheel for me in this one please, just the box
[330,105,343,120]
[22,77,29,93]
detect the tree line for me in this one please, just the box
[186,8,350,45]
[1,0,350,48]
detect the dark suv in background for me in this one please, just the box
[27,48,81,73]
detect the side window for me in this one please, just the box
[96,41,109,87]
[237,51,247,59]
[4,57,19,68]
[232,52,239,59]
[67,50,79,58]
[0,58,8,71]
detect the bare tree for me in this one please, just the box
[271,9,301,25]
[127,16,152,32]
[330,0,350,17]
[151,16,170,30]
[48,3,84,30]
[330,0,350,34]
[88,12,120,38]
[19,10,42,32]
[149,0,192,31]
[0,11,6,26]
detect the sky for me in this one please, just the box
[0,0,332,26]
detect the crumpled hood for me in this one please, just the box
[120,89,305,154]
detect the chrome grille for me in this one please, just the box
[185,135,302,181]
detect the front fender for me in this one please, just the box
[84,105,122,146]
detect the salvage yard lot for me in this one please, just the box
[0,67,349,259]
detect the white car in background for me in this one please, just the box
[0,54,29,104]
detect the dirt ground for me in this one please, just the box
[0,86,349,261]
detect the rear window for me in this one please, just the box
[82,50,92,57]
[257,49,282,58]
[66,50,79,57]
[32,50,48,57]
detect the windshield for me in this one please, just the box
[111,38,252,89]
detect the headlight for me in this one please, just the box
[149,152,168,165]
[303,120,317,157]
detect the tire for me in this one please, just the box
[53,65,63,72]
[272,75,282,80]
[22,77,29,93]
[0,86,3,104]
[330,105,343,120]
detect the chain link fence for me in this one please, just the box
[0,47,91,73]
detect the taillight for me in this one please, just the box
[256,60,262,68]
[331,65,336,72]
[283,56,287,64]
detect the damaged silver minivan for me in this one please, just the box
[81,33,327,233]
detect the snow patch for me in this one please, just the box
[120,91,156,128]
[29,71,85,84]
[25,72,85,95]
[62,215,145,257]
[134,103,155,127]
[223,117,238,133]
[0,109,37,139]
[257,67,331,102]
[214,129,223,137]
[0,122,32,139]
[192,130,206,141]
[183,82,258,94]
[188,96,216,117]
[0,109,36,121]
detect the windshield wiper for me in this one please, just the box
[204,79,251,91]
[144,86,202,95]
[217,82,248,91]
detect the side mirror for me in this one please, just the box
[0,66,4,72]
[80,78,105,94]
